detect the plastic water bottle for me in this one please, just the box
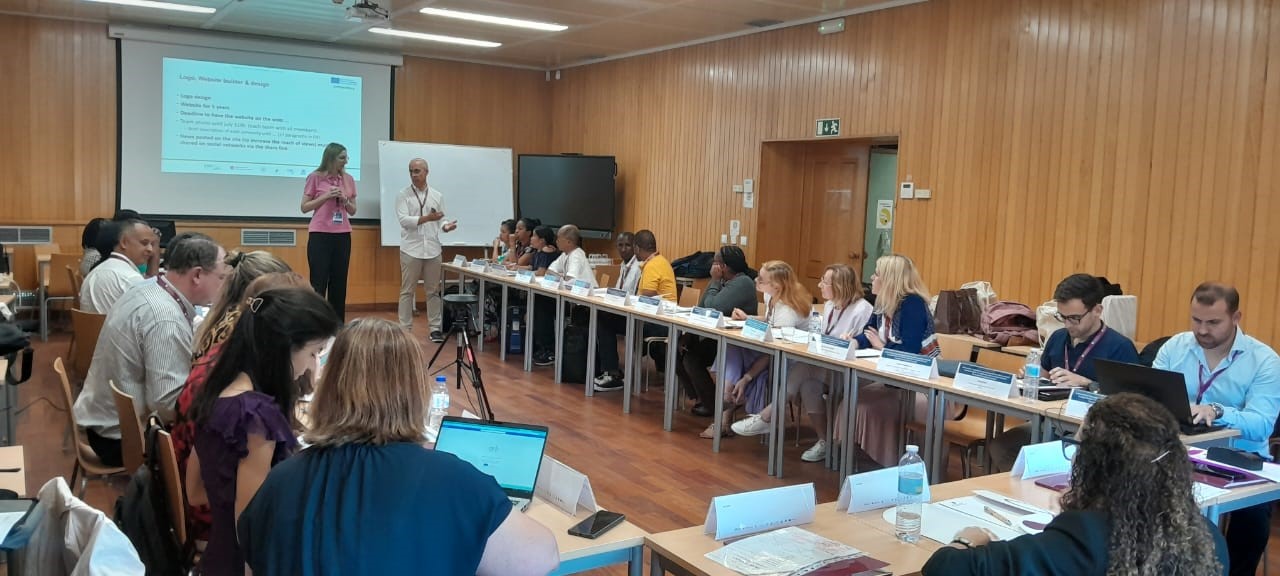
[1023,348,1043,401]
[428,376,450,434]
[895,445,925,543]
[808,310,823,343]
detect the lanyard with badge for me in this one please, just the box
[328,175,345,224]
[1196,350,1242,403]
[1066,325,1108,373]
[156,274,193,323]
[825,305,848,336]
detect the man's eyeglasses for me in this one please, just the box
[1053,306,1095,324]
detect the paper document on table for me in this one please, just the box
[1193,482,1230,505]
[704,527,864,576]
[881,502,1022,544]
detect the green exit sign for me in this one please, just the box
[816,118,841,137]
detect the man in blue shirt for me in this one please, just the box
[989,274,1139,471]
[1154,282,1280,576]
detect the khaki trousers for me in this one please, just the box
[399,252,442,332]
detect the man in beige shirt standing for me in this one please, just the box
[396,158,457,343]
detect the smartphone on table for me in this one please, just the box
[568,510,626,539]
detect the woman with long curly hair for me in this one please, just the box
[922,392,1228,575]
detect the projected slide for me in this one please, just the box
[161,58,362,179]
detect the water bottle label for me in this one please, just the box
[1025,364,1042,379]
[897,475,924,496]
[431,394,450,410]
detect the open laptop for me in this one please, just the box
[434,416,549,512]
[1094,359,1225,436]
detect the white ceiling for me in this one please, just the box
[0,0,911,69]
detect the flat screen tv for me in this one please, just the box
[518,154,616,234]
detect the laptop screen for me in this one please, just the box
[435,419,548,494]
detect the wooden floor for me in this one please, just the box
[14,310,1280,574]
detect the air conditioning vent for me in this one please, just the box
[240,229,296,247]
[0,226,54,245]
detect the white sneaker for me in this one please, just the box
[731,414,771,437]
[801,440,828,462]
[593,372,611,385]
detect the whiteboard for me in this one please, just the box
[378,141,514,247]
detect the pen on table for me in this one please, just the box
[984,505,1012,526]
[0,468,21,473]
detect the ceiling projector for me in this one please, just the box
[344,1,389,22]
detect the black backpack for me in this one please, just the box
[115,417,186,575]
[559,305,591,384]
[670,251,714,278]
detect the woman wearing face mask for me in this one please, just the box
[185,287,341,576]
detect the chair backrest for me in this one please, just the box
[936,334,976,362]
[33,243,62,258]
[47,253,80,296]
[599,273,611,289]
[67,265,84,302]
[70,309,107,379]
[53,358,78,433]
[975,348,1027,375]
[154,430,187,547]
[678,287,701,308]
[110,381,146,473]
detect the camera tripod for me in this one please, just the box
[426,292,494,422]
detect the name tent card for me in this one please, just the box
[808,334,855,361]
[689,307,726,329]
[451,255,466,267]
[603,288,628,307]
[570,280,592,297]
[836,466,934,514]
[877,349,939,381]
[952,363,1016,399]
[468,259,489,273]
[741,318,774,343]
[538,273,560,290]
[1011,440,1072,479]
[634,296,661,315]
[703,483,816,541]
[534,456,599,517]
[1064,388,1104,419]
[514,270,534,284]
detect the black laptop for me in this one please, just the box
[1094,359,1224,436]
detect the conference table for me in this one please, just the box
[443,263,1253,483]
[526,498,648,576]
[645,470,1280,575]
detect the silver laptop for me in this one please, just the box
[434,417,549,512]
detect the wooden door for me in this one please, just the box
[797,146,869,297]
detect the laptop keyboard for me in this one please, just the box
[1180,422,1225,436]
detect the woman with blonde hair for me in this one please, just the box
[731,264,873,462]
[193,251,292,359]
[238,318,560,576]
[703,261,813,438]
[301,142,357,321]
[851,254,940,465]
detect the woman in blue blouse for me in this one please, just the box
[850,254,940,466]
[238,319,559,576]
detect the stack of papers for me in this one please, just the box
[705,527,868,576]
[880,491,1055,544]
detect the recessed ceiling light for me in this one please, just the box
[82,0,216,14]
[419,7,568,32]
[369,27,502,48]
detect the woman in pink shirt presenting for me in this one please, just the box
[300,143,357,321]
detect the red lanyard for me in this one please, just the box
[1196,350,1241,403]
[1066,325,1108,373]
[156,274,192,322]
[825,304,848,336]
